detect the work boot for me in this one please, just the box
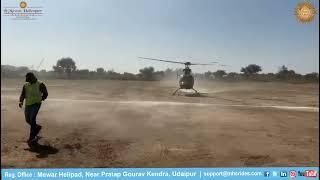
[27,136,40,147]
[35,125,42,136]
[27,137,36,145]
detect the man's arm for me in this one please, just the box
[19,85,25,108]
[40,83,48,100]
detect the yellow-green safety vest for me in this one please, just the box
[24,81,42,106]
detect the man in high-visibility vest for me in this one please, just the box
[19,72,48,144]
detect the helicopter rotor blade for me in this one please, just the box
[138,57,185,64]
[138,57,218,66]
[190,63,216,65]
[37,58,45,71]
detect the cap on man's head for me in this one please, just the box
[25,72,37,83]
[26,72,35,77]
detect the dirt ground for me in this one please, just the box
[1,79,319,168]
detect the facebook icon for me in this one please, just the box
[280,171,287,177]
[264,171,270,177]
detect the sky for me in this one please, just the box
[1,0,319,74]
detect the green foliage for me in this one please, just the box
[1,65,30,78]
[304,72,319,81]
[122,72,137,80]
[213,70,227,79]
[2,63,318,83]
[53,57,77,78]
[241,64,262,75]
[204,71,214,79]
[96,67,105,74]
[138,67,155,80]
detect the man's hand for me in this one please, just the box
[19,102,23,108]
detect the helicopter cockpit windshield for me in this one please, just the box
[183,67,192,76]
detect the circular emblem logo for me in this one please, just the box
[295,1,317,23]
[20,1,27,8]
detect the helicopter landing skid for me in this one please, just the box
[192,88,199,94]
[172,88,181,95]
[172,88,199,96]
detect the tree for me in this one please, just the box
[96,67,105,74]
[96,67,106,79]
[164,68,176,79]
[279,65,288,72]
[53,57,76,78]
[204,71,214,79]
[226,72,239,80]
[213,70,227,79]
[304,72,319,81]
[276,65,299,80]
[153,71,165,80]
[164,68,173,75]
[106,69,121,80]
[17,66,30,73]
[240,64,262,76]
[53,65,63,75]
[139,66,155,80]
[76,69,90,79]
[122,72,137,80]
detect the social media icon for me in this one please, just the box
[273,171,277,176]
[290,170,296,178]
[305,170,317,177]
[298,171,305,176]
[280,171,287,177]
[264,171,270,177]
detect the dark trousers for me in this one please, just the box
[24,103,41,140]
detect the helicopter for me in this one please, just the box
[138,57,218,95]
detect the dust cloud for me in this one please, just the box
[1,79,319,167]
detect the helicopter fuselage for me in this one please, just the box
[138,57,213,95]
[179,74,194,89]
[178,67,194,89]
